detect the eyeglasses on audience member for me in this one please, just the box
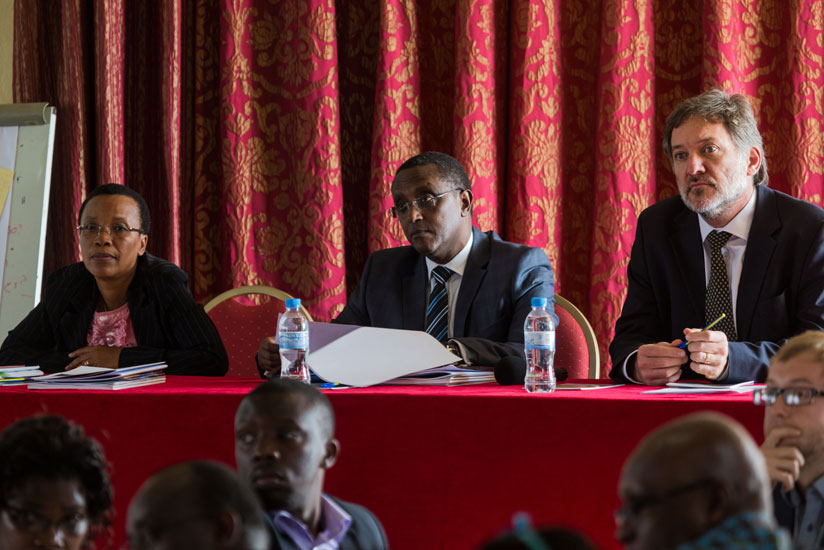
[613,478,716,525]
[1,503,89,535]
[753,386,824,407]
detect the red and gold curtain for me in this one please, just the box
[14,0,824,374]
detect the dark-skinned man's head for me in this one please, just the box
[234,379,339,530]
[391,152,474,265]
[616,412,772,550]
[127,460,269,550]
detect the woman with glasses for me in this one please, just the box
[0,414,113,550]
[0,184,228,375]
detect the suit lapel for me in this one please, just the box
[453,227,488,337]
[402,254,428,330]
[737,186,779,339]
[668,208,705,323]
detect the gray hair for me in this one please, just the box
[662,89,768,186]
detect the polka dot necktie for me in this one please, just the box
[705,230,737,342]
[425,266,453,343]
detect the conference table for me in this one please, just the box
[0,378,764,549]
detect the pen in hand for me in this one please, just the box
[677,313,727,349]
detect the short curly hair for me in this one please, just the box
[0,415,113,545]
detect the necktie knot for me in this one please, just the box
[432,265,454,285]
[706,230,732,252]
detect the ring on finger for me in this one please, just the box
[702,351,709,364]
[82,359,90,366]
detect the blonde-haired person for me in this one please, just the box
[755,330,824,549]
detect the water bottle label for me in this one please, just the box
[279,331,308,350]
[525,331,555,350]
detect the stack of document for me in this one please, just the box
[27,363,167,391]
[383,365,496,387]
[643,380,760,394]
[0,366,45,386]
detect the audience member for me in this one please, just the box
[234,378,388,549]
[479,519,595,550]
[0,415,113,550]
[610,89,824,385]
[258,151,555,374]
[127,460,269,550]
[0,183,228,375]
[616,412,790,549]
[755,330,824,549]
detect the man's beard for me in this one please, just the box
[679,171,750,222]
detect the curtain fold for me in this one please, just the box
[14,0,824,374]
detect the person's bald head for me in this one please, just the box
[616,412,772,550]
[127,460,269,550]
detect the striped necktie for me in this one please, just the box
[705,230,737,342]
[425,266,453,343]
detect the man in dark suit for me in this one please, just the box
[234,379,388,550]
[610,89,824,385]
[258,151,555,373]
[756,331,824,549]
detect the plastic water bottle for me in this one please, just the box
[524,297,556,393]
[278,298,310,384]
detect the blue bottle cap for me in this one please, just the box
[285,298,301,309]
[531,297,547,308]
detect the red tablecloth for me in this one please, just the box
[0,378,764,549]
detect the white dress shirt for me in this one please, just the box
[425,231,474,339]
[622,190,757,381]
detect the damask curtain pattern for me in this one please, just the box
[14,0,824,374]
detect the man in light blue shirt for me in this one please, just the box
[234,379,388,550]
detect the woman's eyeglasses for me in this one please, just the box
[77,224,143,239]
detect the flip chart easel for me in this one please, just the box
[0,103,56,340]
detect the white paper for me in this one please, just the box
[307,322,461,387]
[33,366,112,379]
[667,380,755,389]
[643,383,762,395]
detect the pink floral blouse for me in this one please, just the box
[87,303,137,348]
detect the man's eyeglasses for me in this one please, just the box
[614,479,714,525]
[390,189,463,218]
[753,386,824,407]
[1,504,89,535]
[77,224,144,239]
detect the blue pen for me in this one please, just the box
[677,313,726,349]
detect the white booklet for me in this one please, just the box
[0,365,44,378]
[28,362,167,382]
[28,374,166,391]
[643,380,760,394]
[307,322,461,387]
